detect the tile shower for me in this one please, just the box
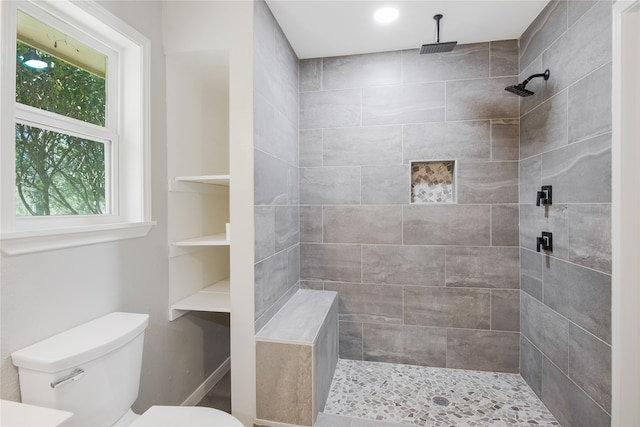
[299,40,521,373]
[254,0,612,426]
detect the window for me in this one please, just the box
[0,1,154,255]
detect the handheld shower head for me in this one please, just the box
[420,14,457,54]
[505,69,550,97]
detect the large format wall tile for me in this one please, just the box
[255,93,298,165]
[361,165,410,204]
[491,119,519,161]
[324,282,403,324]
[404,286,490,329]
[403,121,491,162]
[362,245,445,286]
[300,244,361,283]
[519,56,547,116]
[300,167,360,204]
[275,205,299,251]
[362,323,446,367]
[520,204,569,260]
[402,43,490,84]
[521,248,543,301]
[491,289,520,332]
[299,129,322,167]
[445,247,519,289]
[519,155,541,204]
[255,149,289,205]
[541,132,612,203]
[300,89,361,129]
[542,357,611,427]
[300,206,322,243]
[447,329,519,372]
[543,0,612,98]
[293,35,522,373]
[568,63,612,144]
[543,257,611,344]
[491,205,519,246]
[519,0,567,71]
[322,51,401,90]
[568,323,612,413]
[323,126,402,166]
[255,251,289,319]
[255,206,276,262]
[446,77,519,121]
[323,206,402,244]
[520,293,569,372]
[403,205,491,246]
[457,161,519,204]
[299,58,321,92]
[567,204,611,273]
[568,0,598,26]
[362,82,445,125]
[338,321,362,360]
[288,245,300,288]
[520,91,568,159]
[520,335,543,397]
[490,40,518,77]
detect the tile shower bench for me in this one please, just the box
[256,289,338,427]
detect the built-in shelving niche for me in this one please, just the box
[410,160,456,204]
[166,49,231,321]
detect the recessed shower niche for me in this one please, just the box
[410,161,456,203]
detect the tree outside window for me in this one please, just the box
[15,36,107,216]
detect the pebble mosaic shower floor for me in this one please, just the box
[321,359,560,426]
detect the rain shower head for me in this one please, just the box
[420,14,457,54]
[505,69,550,97]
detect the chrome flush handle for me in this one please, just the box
[50,368,84,389]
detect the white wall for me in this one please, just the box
[612,1,640,425]
[162,1,255,424]
[0,0,227,413]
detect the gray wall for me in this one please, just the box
[299,41,522,372]
[518,1,612,426]
[253,0,300,332]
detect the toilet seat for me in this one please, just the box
[130,406,243,426]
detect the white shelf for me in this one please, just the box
[175,175,229,186]
[174,233,229,247]
[170,278,230,320]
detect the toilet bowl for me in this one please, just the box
[11,312,242,427]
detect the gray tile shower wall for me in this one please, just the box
[299,39,521,373]
[518,1,612,425]
[254,0,300,331]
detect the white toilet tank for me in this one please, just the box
[11,312,149,427]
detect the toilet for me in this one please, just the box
[11,312,243,427]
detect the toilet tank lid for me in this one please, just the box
[12,312,149,373]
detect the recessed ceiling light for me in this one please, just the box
[373,7,399,25]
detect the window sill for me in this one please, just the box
[0,221,156,256]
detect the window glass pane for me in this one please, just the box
[15,124,106,216]
[16,11,107,126]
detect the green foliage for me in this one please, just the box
[15,41,107,216]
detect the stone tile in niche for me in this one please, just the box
[324,359,559,426]
[410,161,454,203]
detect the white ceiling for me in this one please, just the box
[265,0,551,59]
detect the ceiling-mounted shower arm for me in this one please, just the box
[434,14,443,43]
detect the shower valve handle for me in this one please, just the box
[536,232,553,253]
[536,185,553,206]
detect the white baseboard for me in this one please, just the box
[181,357,231,406]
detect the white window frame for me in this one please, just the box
[0,0,154,255]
